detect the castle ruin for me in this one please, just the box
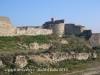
[0,17,16,36]
[0,16,52,36]
[42,18,87,36]
[0,16,99,47]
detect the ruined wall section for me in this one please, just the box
[52,23,65,37]
[0,17,16,36]
[81,30,92,40]
[65,24,86,35]
[16,27,53,36]
[88,33,100,47]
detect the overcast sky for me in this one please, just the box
[0,0,100,33]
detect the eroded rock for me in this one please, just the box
[15,55,28,68]
[27,52,97,63]
[75,53,91,60]
[29,42,51,50]
[61,39,68,44]
[0,60,4,68]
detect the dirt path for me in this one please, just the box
[63,67,100,75]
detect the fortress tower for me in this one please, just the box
[42,18,65,37]
[51,18,56,22]
[52,19,65,37]
[0,16,16,36]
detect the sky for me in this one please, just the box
[0,0,100,33]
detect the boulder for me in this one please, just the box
[75,53,91,60]
[15,55,28,68]
[29,42,51,50]
[61,39,68,44]
[0,60,4,68]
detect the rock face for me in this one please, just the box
[60,39,68,44]
[29,42,51,50]
[88,33,100,47]
[15,55,28,68]
[0,60,4,68]
[49,52,92,62]
[27,52,97,63]
[75,53,91,60]
[92,53,97,58]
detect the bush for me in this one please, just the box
[62,34,90,52]
[92,46,100,50]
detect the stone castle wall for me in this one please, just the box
[0,17,16,36]
[16,27,52,36]
[1,16,100,47]
[65,24,86,35]
[52,23,65,37]
[0,16,52,36]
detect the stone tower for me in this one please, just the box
[0,16,16,36]
[52,19,65,37]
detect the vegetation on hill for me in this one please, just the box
[0,34,99,75]
[0,35,51,51]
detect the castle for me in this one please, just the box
[0,16,99,47]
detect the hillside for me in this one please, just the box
[0,34,100,75]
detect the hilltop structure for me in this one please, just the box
[0,17,16,36]
[43,18,65,37]
[0,16,99,47]
[0,16,52,36]
[43,18,87,36]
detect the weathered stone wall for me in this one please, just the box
[88,33,100,47]
[0,16,52,36]
[65,24,86,35]
[81,30,92,40]
[52,23,65,37]
[16,27,52,36]
[0,16,16,36]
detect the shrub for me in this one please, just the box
[92,46,100,50]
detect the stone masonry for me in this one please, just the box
[0,16,52,36]
[65,24,86,35]
[0,16,100,47]
[16,27,52,36]
[88,33,100,47]
[0,16,16,36]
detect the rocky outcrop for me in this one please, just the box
[0,60,4,68]
[60,39,68,44]
[88,33,100,47]
[27,52,97,63]
[75,53,91,60]
[29,42,51,50]
[49,52,93,62]
[27,55,52,63]
[92,53,97,58]
[15,55,28,68]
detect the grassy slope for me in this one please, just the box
[0,34,100,75]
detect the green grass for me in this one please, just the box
[0,35,51,44]
[26,58,100,75]
[0,34,99,75]
[0,35,51,52]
